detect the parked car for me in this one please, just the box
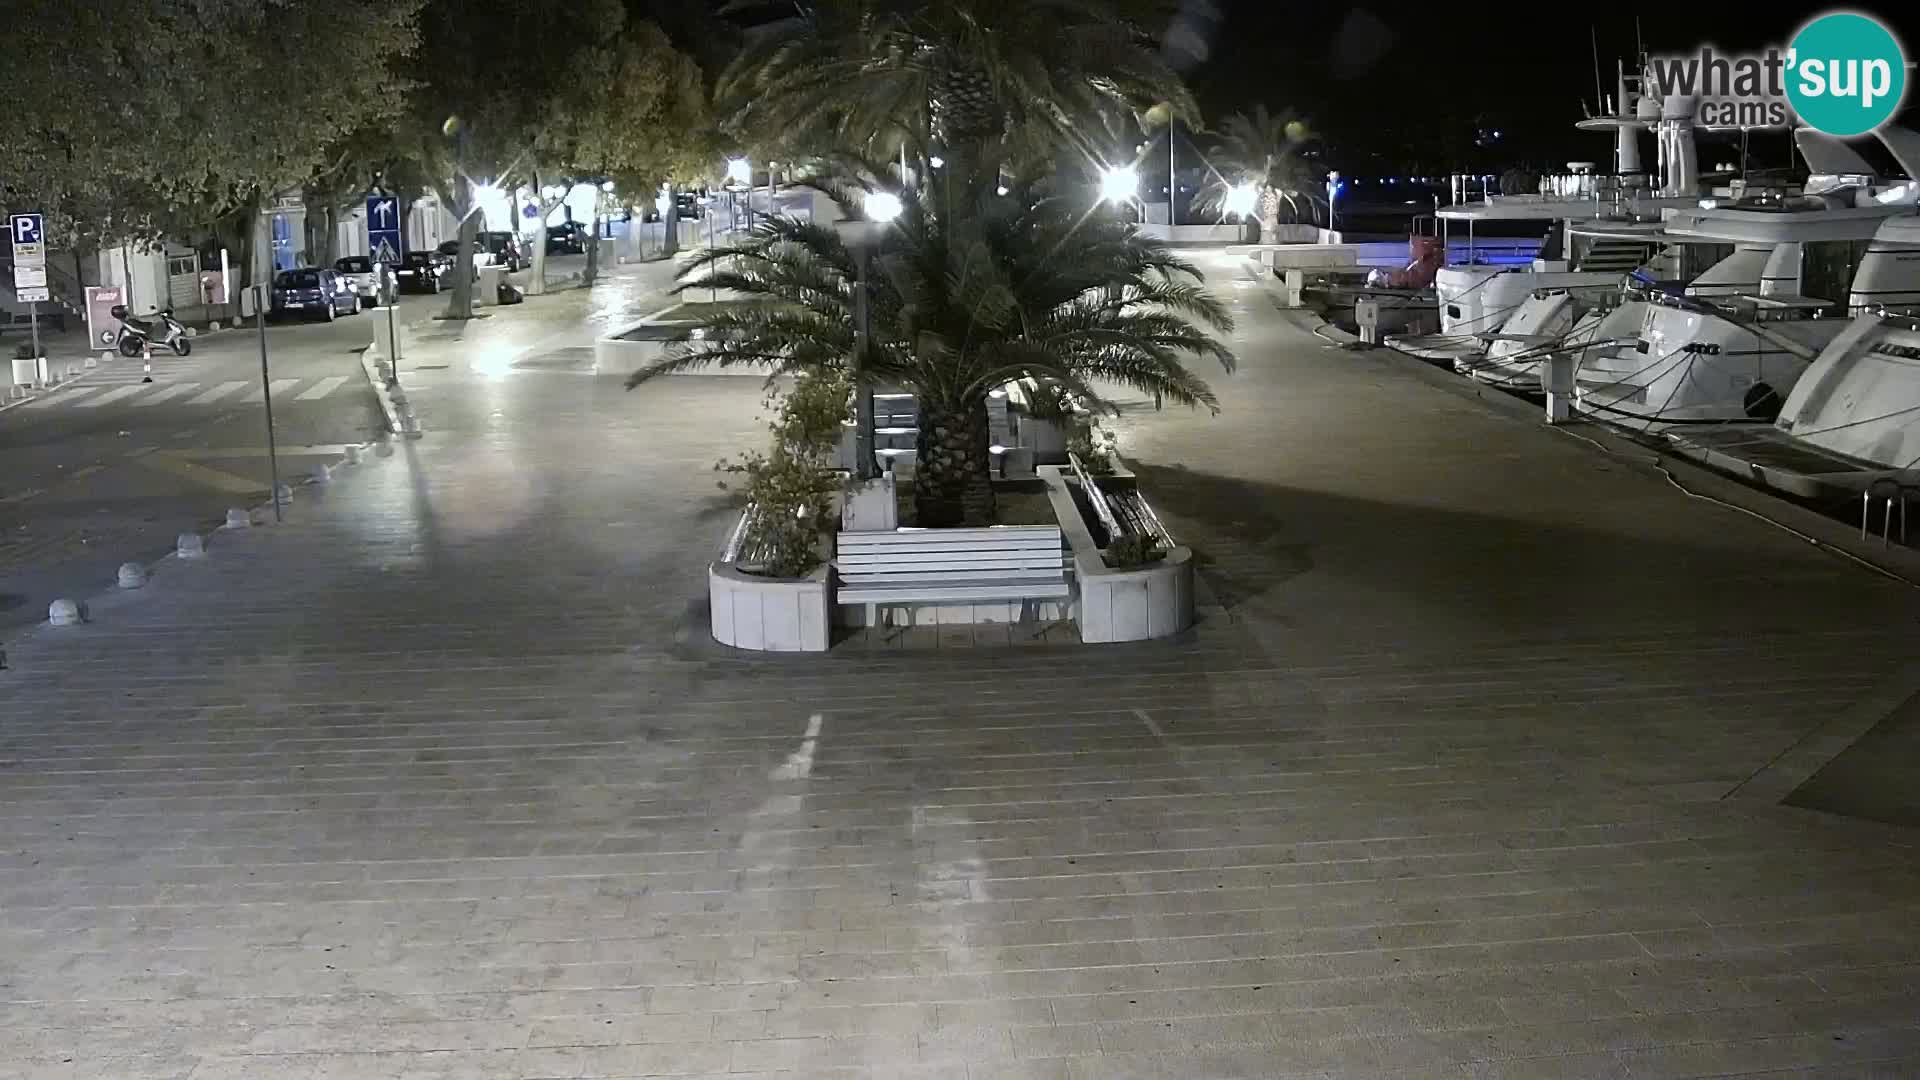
[269,267,359,321]
[676,191,704,219]
[435,238,496,268]
[394,250,452,294]
[478,231,527,272]
[544,221,589,255]
[333,255,386,306]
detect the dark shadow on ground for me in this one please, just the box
[1785,688,1920,828]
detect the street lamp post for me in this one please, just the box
[834,191,903,481]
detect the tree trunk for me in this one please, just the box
[1258,186,1281,244]
[528,171,550,296]
[446,170,476,319]
[913,397,996,528]
[583,209,602,286]
[662,182,679,256]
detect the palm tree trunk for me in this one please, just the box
[914,397,996,527]
[1258,186,1281,244]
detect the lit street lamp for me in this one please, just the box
[1224,182,1258,218]
[1100,165,1139,204]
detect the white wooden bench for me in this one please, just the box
[835,526,1070,629]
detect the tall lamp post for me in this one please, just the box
[832,190,903,481]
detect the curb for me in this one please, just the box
[358,346,421,438]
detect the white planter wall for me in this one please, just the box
[1073,548,1195,643]
[1039,465,1196,643]
[709,562,830,652]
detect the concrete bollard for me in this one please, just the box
[48,598,85,626]
[344,445,363,465]
[224,508,251,528]
[310,463,332,484]
[177,532,206,558]
[117,562,148,589]
[273,483,293,507]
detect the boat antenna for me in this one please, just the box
[1635,16,1644,65]
[1590,26,1604,115]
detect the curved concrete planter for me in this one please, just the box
[1040,465,1195,643]
[596,303,776,378]
[1072,547,1195,643]
[709,562,830,652]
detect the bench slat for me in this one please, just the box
[839,581,1072,602]
[842,569,1066,584]
[837,552,1064,567]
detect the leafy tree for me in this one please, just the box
[0,0,417,300]
[717,0,1195,198]
[1198,106,1320,242]
[534,19,714,286]
[628,166,1235,527]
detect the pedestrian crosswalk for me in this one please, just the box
[16,370,359,413]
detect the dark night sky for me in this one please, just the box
[1184,2,1920,174]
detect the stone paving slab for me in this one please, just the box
[2,257,1920,1078]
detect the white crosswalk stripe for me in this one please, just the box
[187,382,250,405]
[20,387,103,409]
[295,376,349,401]
[10,372,360,414]
[131,383,200,406]
[251,378,302,400]
[75,385,150,408]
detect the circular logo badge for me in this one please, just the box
[1787,13,1907,136]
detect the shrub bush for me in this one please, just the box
[717,372,852,578]
[1103,532,1165,569]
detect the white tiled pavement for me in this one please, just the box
[1,262,1919,1079]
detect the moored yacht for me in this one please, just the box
[1571,182,1920,428]
[1656,218,1920,498]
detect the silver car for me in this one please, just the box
[333,255,386,307]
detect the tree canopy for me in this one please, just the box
[0,0,419,247]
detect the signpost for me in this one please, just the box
[366,195,404,387]
[9,213,48,372]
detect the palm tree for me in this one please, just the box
[718,0,1194,190]
[627,168,1236,527]
[1200,106,1320,243]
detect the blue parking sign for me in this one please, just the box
[10,213,44,247]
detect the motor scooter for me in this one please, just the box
[111,304,192,357]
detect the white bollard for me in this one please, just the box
[310,463,332,484]
[273,483,293,507]
[344,445,363,465]
[48,598,84,626]
[117,562,148,589]
[224,508,251,528]
[177,532,206,558]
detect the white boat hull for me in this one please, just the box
[1572,301,1841,426]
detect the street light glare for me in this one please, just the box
[1100,165,1138,204]
[1224,182,1258,218]
[929,155,944,169]
[863,190,903,222]
[726,158,751,184]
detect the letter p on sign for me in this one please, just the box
[9,213,42,246]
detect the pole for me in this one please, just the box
[708,207,716,303]
[254,285,283,523]
[27,304,40,386]
[386,281,400,389]
[1169,118,1178,227]
[852,242,874,481]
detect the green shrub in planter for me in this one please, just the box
[1067,420,1118,476]
[1103,532,1165,569]
[715,371,852,578]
